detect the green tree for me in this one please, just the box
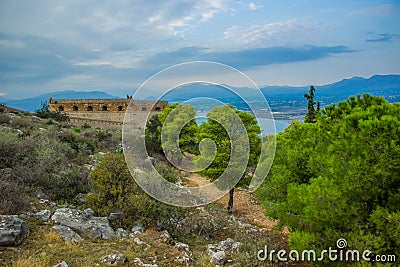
[145,103,199,158]
[145,114,162,156]
[257,94,400,263]
[304,85,320,123]
[195,105,261,214]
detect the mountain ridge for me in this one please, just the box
[2,74,399,112]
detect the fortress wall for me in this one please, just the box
[48,97,168,129]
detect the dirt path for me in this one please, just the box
[185,173,288,233]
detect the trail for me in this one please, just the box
[185,173,288,232]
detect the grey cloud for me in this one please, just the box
[366,33,399,42]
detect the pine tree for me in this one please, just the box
[304,86,320,123]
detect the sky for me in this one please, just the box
[0,0,399,99]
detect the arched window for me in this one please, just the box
[118,106,124,111]
[102,105,108,111]
[155,107,161,111]
[87,106,93,111]
[58,106,64,112]
[73,105,78,111]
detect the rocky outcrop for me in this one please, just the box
[34,210,51,222]
[51,208,114,240]
[51,225,83,243]
[207,238,240,266]
[210,251,227,265]
[0,215,29,246]
[100,253,127,266]
[130,220,145,236]
[175,241,194,265]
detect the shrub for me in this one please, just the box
[0,113,10,124]
[0,169,29,214]
[256,95,400,261]
[86,153,183,229]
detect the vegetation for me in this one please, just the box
[86,153,183,228]
[303,85,320,123]
[0,108,120,214]
[256,94,400,263]
[34,101,69,122]
[146,103,199,157]
[195,104,261,214]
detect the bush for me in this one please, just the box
[0,169,29,214]
[256,95,400,262]
[86,153,183,229]
[0,126,90,211]
[0,113,10,124]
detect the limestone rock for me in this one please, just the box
[210,251,227,265]
[51,208,114,239]
[134,237,147,245]
[100,253,127,266]
[51,225,82,243]
[131,220,144,236]
[53,261,68,267]
[34,210,51,222]
[0,215,29,246]
[116,228,128,239]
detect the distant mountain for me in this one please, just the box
[2,75,399,112]
[1,90,118,112]
[161,74,400,103]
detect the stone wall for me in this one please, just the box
[48,97,168,129]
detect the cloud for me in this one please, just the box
[145,0,228,35]
[366,33,399,43]
[346,4,399,17]
[142,45,354,70]
[221,20,321,48]
[248,2,262,10]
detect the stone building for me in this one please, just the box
[48,97,168,129]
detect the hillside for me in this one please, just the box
[0,106,294,267]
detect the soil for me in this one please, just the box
[184,173,289,233]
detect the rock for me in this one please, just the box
[51,208,114,239]
[133,258,144,265]
[175,242,190,253]
[0,215,29,246]
[34,210,51,222]
[53,261,68,267]
[16,129,24,136]
[131,220,144,235]
[217,238,240,251]
[210,251,227,265]
[116,228,128,239]
[51,225,82,243]
[175,242,194,265]
[35,189,49,200]
[133,237,147,245]
[100,254,127,266]
[108,212,124,221]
